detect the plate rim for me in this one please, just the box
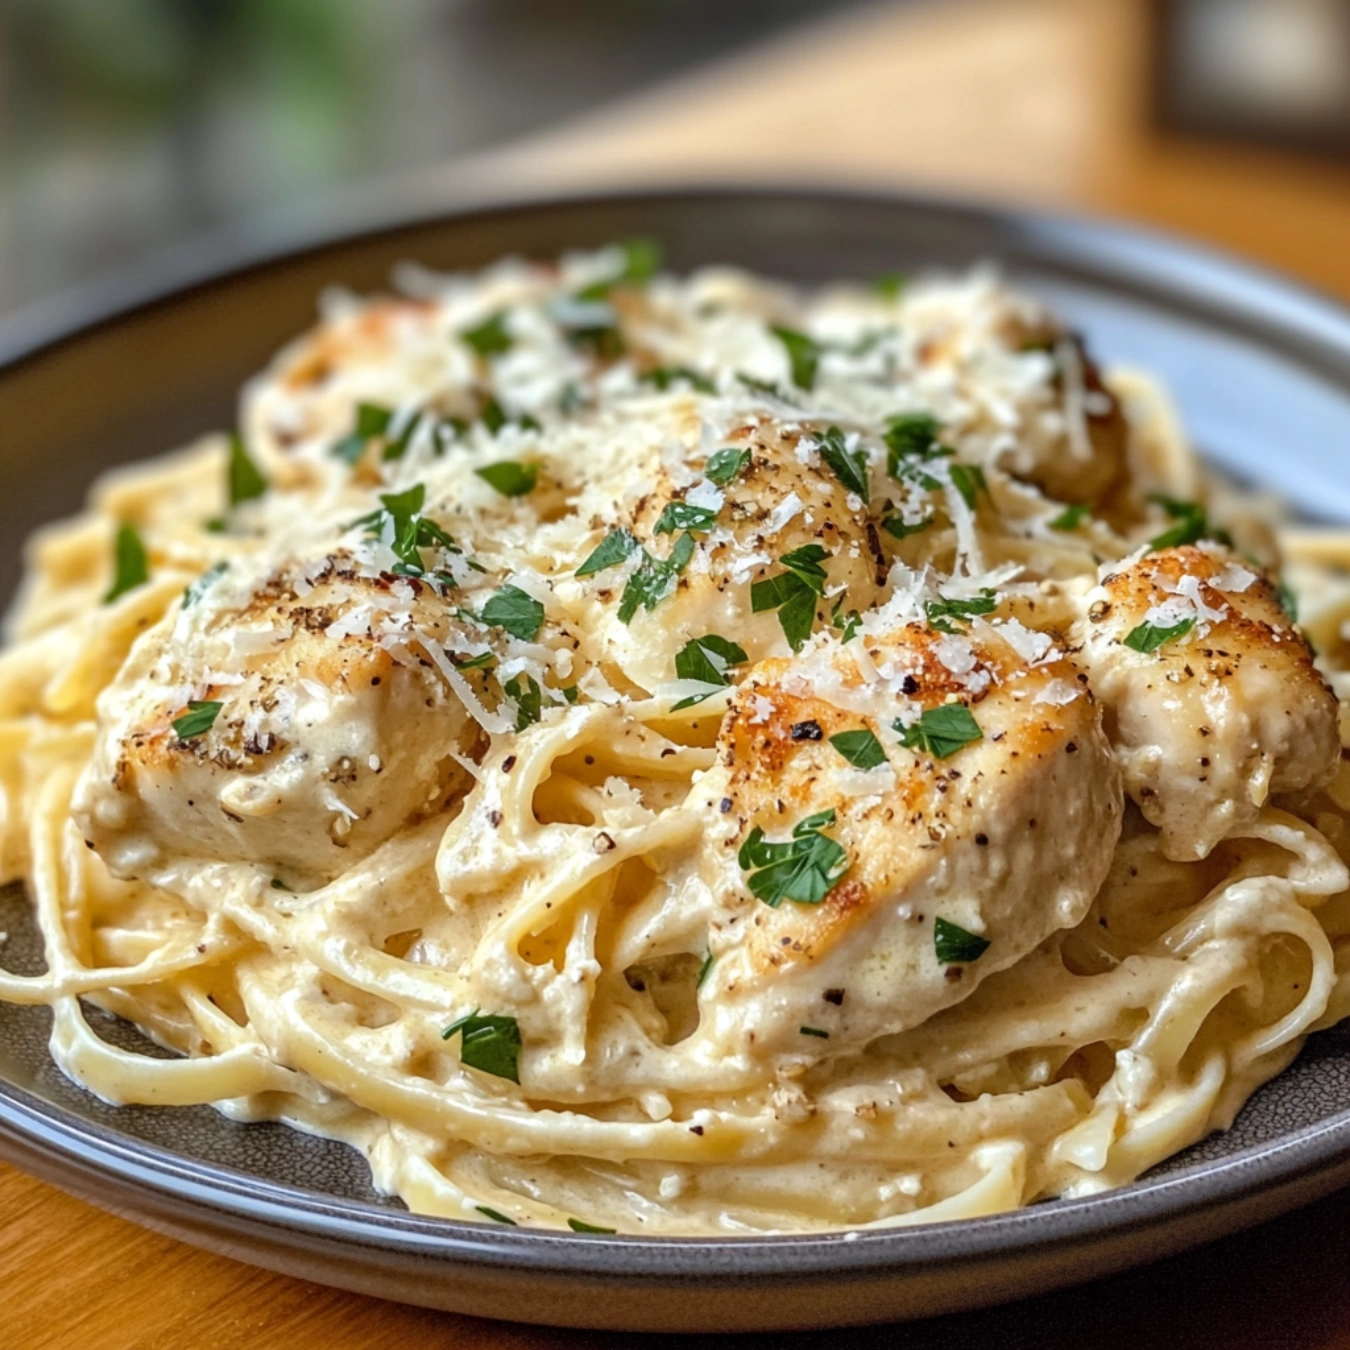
[4,179,1350,1296]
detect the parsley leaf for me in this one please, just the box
[331,402,392,465]
[738,372,786,400]
[639,366,715,394]
[441,1009,522,1082]
[476,1206,517,1226]
[475,460,539,497]
[672,633,747,709]
[461,311,513,357]
[576,528,639,577]
[934,917,990,964]
[454,650,496,671]
[751,558,823,654]
[884,413,946,483]
[1049,503,1089,531]
[771,326,822,391]
[172,700,222,740]
[894,704,982,759]
[948,463,987,510]
[738,808,850,907]
[873,271,907,300]
[696,951,715,989]
[829,729,887,770]
[924,589,997,634]
[227,433,267,507]
[1148,495,1210,550]
[552,298,625,358]
[578,237,663,298]
[831,601,862,643]
[503,673,544,730]
[103,523,149,604]
[1122,617,1195,653]
[779,544,830,595]
[881,514,934,541]
[182,561,228,609]
[480,584,545,642]
[705,446,751,486]
[1277,579,1299,621]
[653,500,718,535]
[567,1218,617,1234]
[799,1025,830,1039]
[817,426,870,502]
[617,533,695,624]
[353,482,458,576]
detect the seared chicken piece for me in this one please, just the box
[590,420,887,692]
[73,551,483,887]
[683,622,1122,1060]
[1077,544,1339,860]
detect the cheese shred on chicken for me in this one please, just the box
[4,245,1350,1235]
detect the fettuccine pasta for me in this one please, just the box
[3,244,1350,1236]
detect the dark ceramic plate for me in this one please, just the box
[3,186,1350,1333]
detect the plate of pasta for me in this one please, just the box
[3,187,1350,1332]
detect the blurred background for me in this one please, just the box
[5,0,1350,314]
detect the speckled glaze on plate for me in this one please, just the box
[3,186,1350,1333]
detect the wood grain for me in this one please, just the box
[7,0,1350,1344]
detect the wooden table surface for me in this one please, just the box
[8,1,1350,1345]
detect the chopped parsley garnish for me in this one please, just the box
[1122,617,1195,653]
[479,584,545,642]
[1148,495,1212,550]
[882,513,934,541]
[475,1206,517,1226]
[738,372,786,400]
[576,528,639,577]
[227,433,267,507]
[831,601,862,643]
[751,545,831,653]
[475,460,539,497]
[799,1025,830,1039]
[894,704,982,759]
[739,809,850,907]
[480,396,508,435]
[705,446,751,486]
[617,533,695,624]
[567,1218,617,1234]
[577,237,663,299]
[454,650,496,671]
[817,426,870,502]
[884,413,947,484]
[353,482,457,576]
[934,917,990,965]
[672,633,747,709]
[653,501,718,535]
[553,298,625,359]
[561,684,580,704]
[829,728,887,770]
[331,402,393,465]
[270,877,292,892]
[639,366,716,394]
[182,561,228,609]
[1277,579,1299,621]
[873,271,907,300]
[696,951,715,990]
[172,700,222,740]
[461,311,513,357]
[771,326,822,391]
[924,589,997,634]
[442,1009,522,1083]
[103,523,149,604]
[1049,503,1089,531]
[948,463,987,510]
[504,673,544,729]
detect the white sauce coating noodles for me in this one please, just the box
[3,247,1350,1236]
